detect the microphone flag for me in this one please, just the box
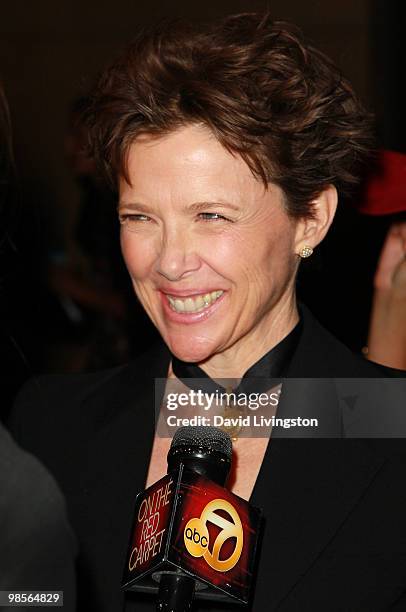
[122,464,262,605]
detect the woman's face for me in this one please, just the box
[119,124,301,363]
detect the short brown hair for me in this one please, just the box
[85,13,372,217]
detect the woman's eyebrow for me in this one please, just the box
[186,201,240,213]
[117,201,151,212]
[117,201,241,213]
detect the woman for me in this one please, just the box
[11,13,406,612]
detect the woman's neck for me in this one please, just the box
[198,297,299,380]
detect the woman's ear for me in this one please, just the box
[294,184,338,254]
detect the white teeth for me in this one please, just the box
[195,296,204,309]
[174,299,185,312]
[184,298,195,313]
[167,290,224,314]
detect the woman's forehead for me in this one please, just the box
[121,125,267,202]
[128,125,237,171]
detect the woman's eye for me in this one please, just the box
[119,213,151,226]
[198,212,229,222]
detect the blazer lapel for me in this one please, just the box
[79,340,172,516]
[250,436,385,609]
[249,306,387,608]
[71,344,171,611]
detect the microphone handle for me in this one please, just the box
[156,571,196,612]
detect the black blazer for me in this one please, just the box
[10,306,406,612]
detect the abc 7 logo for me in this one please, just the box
[183,499,243,572]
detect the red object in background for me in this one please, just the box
[359,150,406,215]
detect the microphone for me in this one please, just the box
[167,425,232,485]
[122,426,262,610]
[156,427,232,611]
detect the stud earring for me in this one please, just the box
[299,245,313,258]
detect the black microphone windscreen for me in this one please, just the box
[170,426,232,461]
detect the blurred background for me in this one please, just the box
[1,0,405,420]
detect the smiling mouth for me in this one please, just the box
[166,290,224,314]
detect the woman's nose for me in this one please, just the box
[156,227,201,281]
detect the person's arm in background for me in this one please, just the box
[367,221,406,369]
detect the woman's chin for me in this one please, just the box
[166,336,216,364]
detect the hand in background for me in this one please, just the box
[374,222,406,292]
[367,221,406,369]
